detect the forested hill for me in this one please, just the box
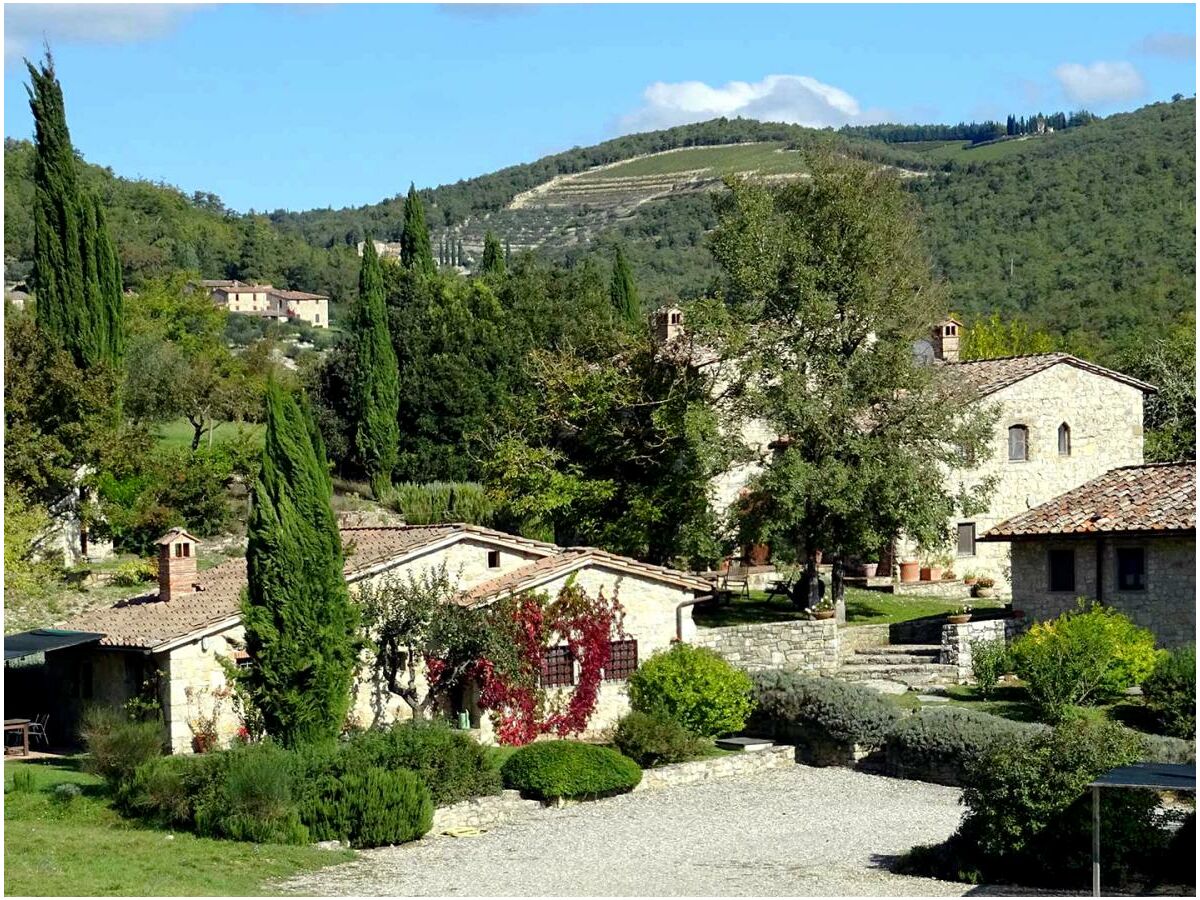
[4,99,1194,361]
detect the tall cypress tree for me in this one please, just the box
[400,183,435,275]
[350,238,400,497]
[25,52,123,369]
[241,380,360,747]
[609,245,641,326]
[480,231,505,276]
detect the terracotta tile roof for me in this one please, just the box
[61,524,559,650]
[459,547,714,607]
[270,289,329,301]
[983,462,1195,540]
[944,353,1156,398]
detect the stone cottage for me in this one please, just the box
[981,461,1195,646]
[38,525,710,752]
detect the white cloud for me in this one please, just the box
[619,74,886,133]
[4,4,201,65]
[1134,32,1196,60]
[1053,61,1146,105]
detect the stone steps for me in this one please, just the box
[836,660,959,687]
[850,652,941,665]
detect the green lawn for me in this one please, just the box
[578,142,809,180]
[694,587,1001,629]
[3,757,353,896]
[930,683,1161,732]
[153,418,265,452]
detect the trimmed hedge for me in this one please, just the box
[628,643,754,737]
[500,741,641,800]
[885,706,1046,785]
[748,670,903,748]
[612,710,709,768]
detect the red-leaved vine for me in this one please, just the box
[472,582,625,745]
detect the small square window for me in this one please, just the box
[486,550,500,569]
[1116,548,1146,591]
[540,646,574,687]
[1048,548,1075,592]
[606,640,639,681]
[957,523,976,556]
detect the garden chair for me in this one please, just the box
[28,714,49,746]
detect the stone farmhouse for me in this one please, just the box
[666,304,1158,592]
[982,461,1195,646]
[200,280,329,328]
[28,525,710,752]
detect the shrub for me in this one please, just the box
[123,753,224,828]
[80,706,165,790]
[885,706,1045,785]
[333,720,501,806]
[383,482,494,525]
[7,769,36,793]
[194,744,308,845]
[1142,644,1196,739]
[628,643,753,737]
[304,766,432,848]
[108,558,158,587]
[1010,601,1162,720]
[1139,732,1196,764]
[500,740,641,800]
[957,714,1168,886]
[749,670,903,748]
[969,639,1010,699]
[612,710,709,768]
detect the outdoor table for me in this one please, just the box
[1089,762,1196,896]
[4,719,31,757]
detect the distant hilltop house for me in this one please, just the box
[655,308,1157,593]
[200,280,329,328]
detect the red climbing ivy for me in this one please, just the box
[473,581,625,746]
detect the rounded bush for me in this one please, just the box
[885,706,1045,785]
[194,743,309,845]
[749,670,902,747]
[501,740,641,800]
[628,643,753,737]
[612,710,709,768]
[1142,644,1195,739]
[304,766,433,848]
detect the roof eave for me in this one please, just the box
[981,527,1195,542]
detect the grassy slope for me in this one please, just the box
[576,142,808,180]
[152,418,266,451]
[3,758,352,897]
[693,587,1002,629]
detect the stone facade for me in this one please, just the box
[1009,535,1195,647]
[691,620,838,674]
[931,362,1146,592]
[940,617,1027,682]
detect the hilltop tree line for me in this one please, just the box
[842,108,1095,145]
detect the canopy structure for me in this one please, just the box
[1089,762,1196,896]
[4,629,105,662]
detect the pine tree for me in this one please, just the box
[400,183,435,275]
[480,231,505,276]
[241,379,360,747]
[25,52,123,369]
[609,245,641,325]
[350,238,400,497]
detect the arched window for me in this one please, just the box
[1008,425,1029,461]
[1058,422,1071,456]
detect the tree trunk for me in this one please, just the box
[792,549,821,609]
[831,556,846,624]
[188,414,205,451]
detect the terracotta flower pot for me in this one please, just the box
[920,565,943,582]
[947,614,972,625]
[861,563,878,578]
[899,560,920,583]
[963,577,978,586]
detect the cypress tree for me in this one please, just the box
[400,183,435,275]
[456,239,465,267]
[480,231,505,276]
[350,238,400,498]
[25,52,123,369]
[241,380,360,747]
[609,245,641,325]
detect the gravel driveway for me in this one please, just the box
[279,765,982,896]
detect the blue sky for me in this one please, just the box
[4,4,1195,212]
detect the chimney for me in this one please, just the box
[651,306,685,344]
[156,528,199,602]
[931,318,962,363]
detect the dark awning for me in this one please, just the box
[4,629,105,661]
[1090,762,1196,791]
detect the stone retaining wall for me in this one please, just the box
[692,620,838,674]
[632,745,795,791]
[940,617,1027,681]
[431,790,543,832]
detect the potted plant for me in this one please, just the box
[806,597,836,620]
[899,559,920,583]
[920,560,943,582]
[860,561,878,578]
[947,603,973,625]
[973,577,996,599]
[962,572,978,587]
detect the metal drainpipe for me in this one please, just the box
[675,595,713,643]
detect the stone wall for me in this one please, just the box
[1009,535,1195,647]
[632,745,795,791]
[940,617,1026,681]
[430,790,543,832]
[692,619,838,674]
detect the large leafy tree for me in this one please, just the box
[609,244,640,326]
[348,238,400,496]
[714,161,995,616]
[241,380,360,746]
[400,183,435,275]
[1119,314,1196,462]
[25,52,123,369]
